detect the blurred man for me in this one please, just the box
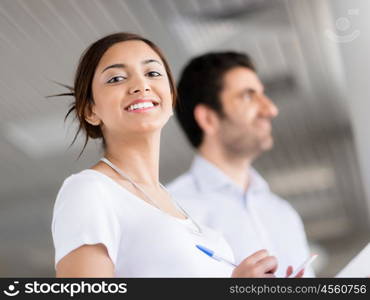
[167,52,314,277]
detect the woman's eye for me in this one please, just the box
[147,71,162,77]
[107,76,125,83]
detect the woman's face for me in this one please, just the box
[89,40,173,139]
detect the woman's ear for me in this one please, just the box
[84,103,101,126]
[194,104,219,136]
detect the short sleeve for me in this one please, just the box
[51,173,121,269]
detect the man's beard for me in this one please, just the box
[218,118,274,159]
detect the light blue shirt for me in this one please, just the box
[167,155,314,277]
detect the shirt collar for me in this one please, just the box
[190,154,270,194]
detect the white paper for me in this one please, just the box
[336,243,370,277]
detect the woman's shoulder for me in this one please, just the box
[55,168,134,211]
[54,169,110,207]
[58,169,102,193]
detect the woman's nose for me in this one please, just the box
[128,77,151,94]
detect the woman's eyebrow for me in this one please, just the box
[102,63,126,73]
[102,59,162,74]
[142,59,162,66]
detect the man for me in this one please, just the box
[167,52,314,277]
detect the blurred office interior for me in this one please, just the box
[0,0,369,277]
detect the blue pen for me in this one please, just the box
[196,244,237,268]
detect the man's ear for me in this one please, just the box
[84,103,101,126]
[194,104,219,136]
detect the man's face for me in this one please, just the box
[217,67,278,158]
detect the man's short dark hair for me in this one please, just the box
[175,51,256,148]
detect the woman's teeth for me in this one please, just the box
[127,102,155,111]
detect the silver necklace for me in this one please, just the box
[100,157,203,235]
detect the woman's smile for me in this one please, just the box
[125,99,160,113]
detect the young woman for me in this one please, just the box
[51,32,283,277]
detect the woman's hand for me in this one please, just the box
[285,265,305,278]
[231,249,278,278]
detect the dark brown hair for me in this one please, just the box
[176,51,255,148]
[56,32,177,156]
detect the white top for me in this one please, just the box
[52,169,234,277]
[167,155,314,277]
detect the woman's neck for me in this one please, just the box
[103,131,161,187]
